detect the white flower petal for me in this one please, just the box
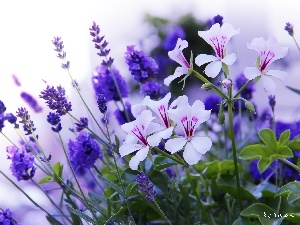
[147,127,174,146]
[195,54,218,67]
[119,143,143,157]
[129,146,149,170]
[191,100,211,127]
[191,136,212,154]
[124,134,138,144]
[146,122,164,135]
[244,67,262,80]
[164,67,187,86]
[267,36,288,63]
[204,60,222,78]
[221,53,236,65]
[198,23,221,47]
[183,142,203,165]
[220,23,240,44]
[266,70,288,83]
[165,137,187,154]
[169,95,189,109]
[131,103,147,118]
[261,76,276,94]
[247,37,267,53]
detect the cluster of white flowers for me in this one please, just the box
[120,22,288,170]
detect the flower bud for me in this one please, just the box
[245,100,256,113]
[218,103,225,125]
[221,79,232,88]
[201,83,213,91]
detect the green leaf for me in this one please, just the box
[153,155,177,170]
[245,100,256,113]
[259,129,277,150]
[53,162,63,182]
[66,205,97,225]
[121,168,139,181]
[241,203,284,225]
[240,129,293,173]
[46,215,64,225]
[276,181,300,205]
[125,183,137,197]
[38,175,53,184]
[279,130,290,145]
[218,103,225,125]
[219,185,256,200]
[97,175,125,197]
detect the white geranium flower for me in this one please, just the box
[164,38,191,86]
[165,97,212,165]
[119,110,164,170]
[244,36,288,93]
[195,23,240,78]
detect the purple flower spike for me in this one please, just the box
[68,131,102,171]
[16,107,36,135]
[136,172,156,201]
[96,94,107,114]
[90,21,114,66]
[7,146,36,181]
[207,15,224,28]
[40,85,72,116]
[0,208,19,225]
[141,81,165,100]
[0,100,6,114]
[125,45,158,84]
[285,22,294,36]
[20,92,42,113]
[74,117,88,132]
[92,65,128,102]
[163,26,186,51]
[47,112,62,132]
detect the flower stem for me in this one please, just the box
[154,200,172,225]
[227,102,243,210]
[280,158,300,173]
[292,36,300,52]
[152,147,185,165]
[57,132,101,224]
[233,80,252,98]
[66,69,110,141]
[184,166,214,225]
[191,70,228,100]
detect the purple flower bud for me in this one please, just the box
[16,107,36,135]
[285,22,294,36]
[74,117,88,132]
[136,172,156,201]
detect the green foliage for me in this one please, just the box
[240,129,293,173]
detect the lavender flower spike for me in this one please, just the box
[0,208,19,225]
[89,21,113,66]
[7,146,36,181]
[136,172,156,201]
[16,107,36,135]
[20,92,42,113]
[52,36,70,69]
[125,45,158,83]
[40,85,72,116]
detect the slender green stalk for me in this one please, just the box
[292,36,300,52]
[227,103,243,210]
[152,147,184,165]
[102,114,135,223]
[66,69,109,140]
[31,179,72,224]
[281,158,300,172]
[57,132,101,224]
[191,70,228,100]
[184,166,214,225]
[154,200,172,225]
[0,170,53,218]
[233,80,252,98]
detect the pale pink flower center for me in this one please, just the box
[180,116,199,140]
[131,125,148,146]
[175,51,190,69]
[260,50,275,71]
[158,105,170,128]
[210,35,227,58]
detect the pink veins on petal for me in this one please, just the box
[158,105,170,128]
[176,50,190,68]
[210,35,227,58]
[260,50,275,71]
[132,126,148,146]
[180,116,199,140]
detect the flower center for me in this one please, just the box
[158,105,170,128]
[260,50,275,71]
[210,35,227,58]
[131,125,148,146]
[180,116,199,140]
